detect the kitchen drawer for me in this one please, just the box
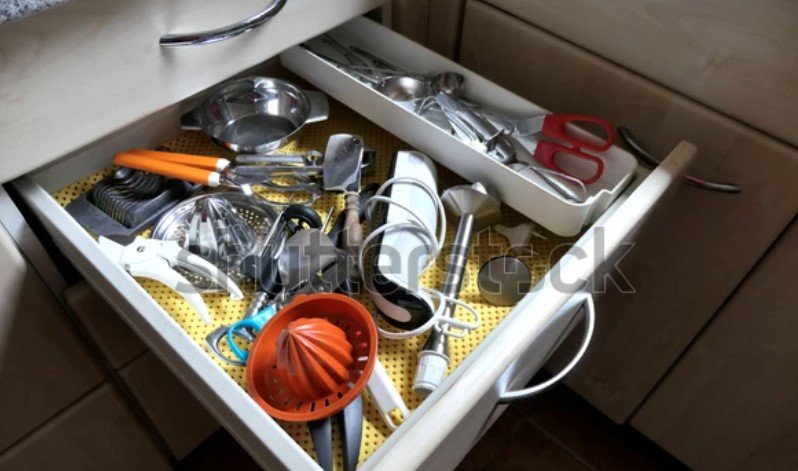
[0,0,383,184]
[9,18,693,471]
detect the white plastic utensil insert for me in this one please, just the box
[281,17,638,236]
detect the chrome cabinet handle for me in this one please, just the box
[498,291,596,403]
[160,0,288,47]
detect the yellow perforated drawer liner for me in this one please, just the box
[53,100,571,468]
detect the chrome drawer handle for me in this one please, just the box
[498,291,596,403]
[160,0,288,47]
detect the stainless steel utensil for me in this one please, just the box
[338,394,363,471]
[235,151,323,165]
[302,39,434,102]
[494,223,546,256]
[277,228,338,289]
[429,72,465,97]
[350,45,401,72]
[323,134,365,277]
[377,76,430,102]
[477,256,532,306]
[509,163,586,203]
[180,77,329,153]
[67,168,195,237]
[153,191,278,290]
[435,92,517,164]
[413,182,501,396]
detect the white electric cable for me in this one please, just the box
[358,176,481,340]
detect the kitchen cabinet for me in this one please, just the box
[64,281,219,460]
[0,217,104,452]
[65,281,218,459]
[387,0,465,60]
[64,281,148,369]
[480,0,798,149]
[1,4,693,470]
[459,0,798,422]
[428,0,468,59]
[0,0,383,184]
[120,352,219,459]
[389,0,430,45]
[632,219,798,471]
[0,384,170,470]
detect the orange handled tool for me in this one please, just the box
[128,149,230,171]
[113,150,230,186]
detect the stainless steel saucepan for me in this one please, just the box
[180,76,329,153]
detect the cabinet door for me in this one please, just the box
[120,352,218,460]
[459,0,798,422]
[0,384,170,470]
[479,0,798,149]
[64,281,147,369]
[632,219,798,470]
[0,222,104,451]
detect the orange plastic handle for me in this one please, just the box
[128,149,229,171]
[114,153,220,186]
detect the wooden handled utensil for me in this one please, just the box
[322,134,365,280]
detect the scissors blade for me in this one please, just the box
[510,115,546,137]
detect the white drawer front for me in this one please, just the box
[367,143,694,470]
[9,16,694,471]
[0,0,383,184]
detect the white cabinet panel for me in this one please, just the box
[0,222,104,451]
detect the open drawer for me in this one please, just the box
[8,18,694,471]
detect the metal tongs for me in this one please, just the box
[235,148,375,177]
[98,235,244,324]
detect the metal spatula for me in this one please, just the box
[323,134,365,278]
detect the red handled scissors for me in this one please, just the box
[500,114,615,185]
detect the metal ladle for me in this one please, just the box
[378,76,431,102]
[373,71,465,103]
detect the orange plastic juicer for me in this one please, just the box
[246,293,378,421]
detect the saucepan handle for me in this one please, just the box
[304,90,330,123]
